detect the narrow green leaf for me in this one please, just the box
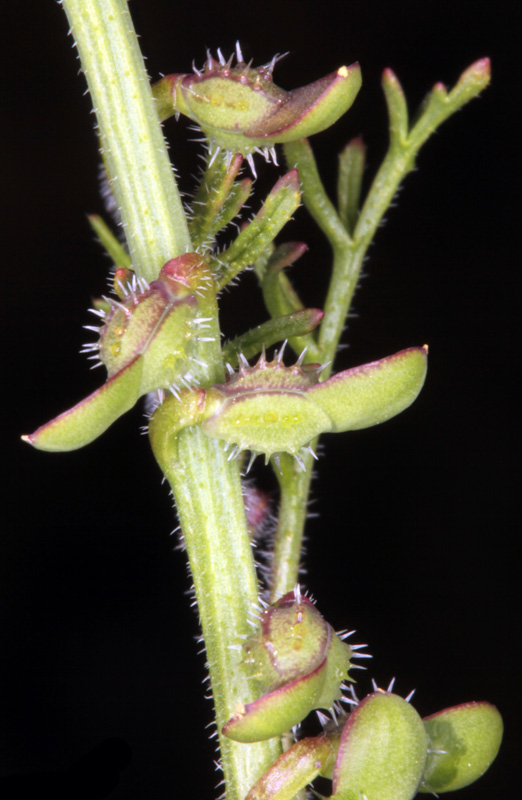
[258,242,323,358]
[262,275,320,358]
[214,171,301,290]
[211,178,252,238]
[222,309,323,367]
[337,138,366,235]
[190,153,251,248]
[88,214,131,270]
[261,243,308,318]
[382,69,409,147]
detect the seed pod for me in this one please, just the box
[23,254,213,452]
[223,589,354,742]
[419,701,503,793]
[201,346,427,464]
[244,734,339,800]
[99,278,196,392]
[331,691,428,800]
[153,47,361,163]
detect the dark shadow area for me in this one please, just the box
[0,739,132,800]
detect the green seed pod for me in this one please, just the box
[419,701,503,793]
[244,734,339,800]
[201,346,427,465]
[203,351,331,462]
[222,589,354,742]
[99,279,196,390]
[153,45,361,170]
[331,690,428,800]
[22,357,145,453]
[23,254,213,452]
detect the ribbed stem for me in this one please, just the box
[62,0,191,281]
[161,429,282,800]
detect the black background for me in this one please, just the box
[2,0,519,797]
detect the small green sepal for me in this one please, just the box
[419,701,503,793]
[213,170,302,289]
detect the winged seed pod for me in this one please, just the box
[242,693,502,800]
[23,254,214,452]
[222,589,355,743]
[148,345,427,469]
[331,690,428,800]
[152,45,361,169]
[202,345,428,464]
[419,701,503,793]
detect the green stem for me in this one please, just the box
[269,451,315,602]
[62,0,191,282]
[160,429,282,800]
[274,137,416,597]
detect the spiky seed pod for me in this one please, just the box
[149,345,427,471]
[23,254,213,452]
[331,690,428,800]
[99,279,196,393]
[153,48,362,163]
[201,346,428,465]
[203,350,328,462]
[222,589,354,742]
[419,701,503,793]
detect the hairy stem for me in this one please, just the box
[269,451,315,602]
[62,0,191,282]
[161,429,282,800]
[273,137,418,597]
